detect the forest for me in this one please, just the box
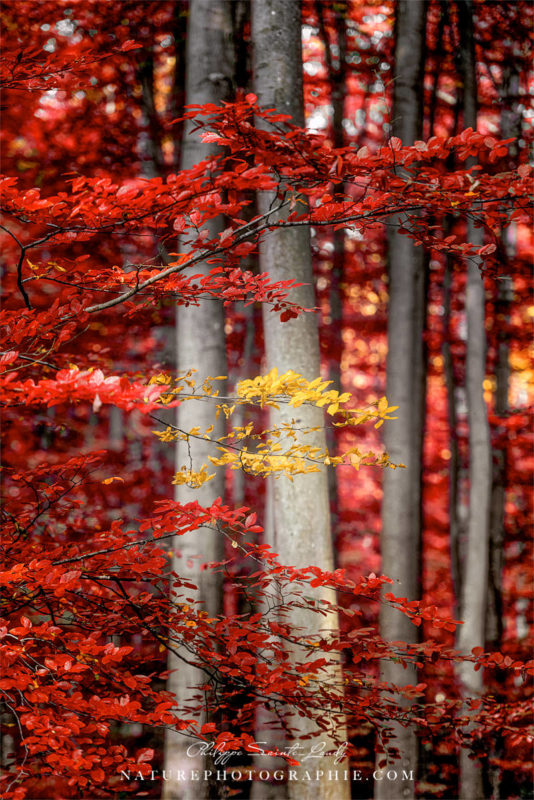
[0,1,532,799]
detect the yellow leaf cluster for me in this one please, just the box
[150,368,403,484]
[215,403,236,419]
[338,396,399,429]
[172,464,215,488]
[153,426,179,443]
[148,372,172,386]
[26,258,67,278]
[153,423,216,443]
[209,445,323,480]
[236,368,351,411]
[149,370,227,395]
[344,448,400,471]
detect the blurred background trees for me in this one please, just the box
[1,1,532,798]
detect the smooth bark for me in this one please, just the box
[317,0,348,541]
[455,3,492,798]
[377,3,426,799]
[486,74,520,797]
[252,2,350,799]
[486,66,519,650]
[163,3,234,798]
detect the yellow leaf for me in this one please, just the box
[378,396,388,414]
[102,477,124,485]
[172,464,215,488]
[349,453,361,470]
[149,372,172,385]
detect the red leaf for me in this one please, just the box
[137,748,154,764]
[0,350,18,365]
[120,40,142,51]
[478,243,496,255]
[201,722,217,734]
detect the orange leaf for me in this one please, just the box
[167,252,190,265]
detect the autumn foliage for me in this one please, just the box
[1,3,533,799]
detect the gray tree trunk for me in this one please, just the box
[486,66,519,798]
[163,3,234,799]
[252,3,350,800]
[250,473,290,800]
[486,65,519,650]
[455,3,492,798]
[377,3,426,799]
[317,0,348,542]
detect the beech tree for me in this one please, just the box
[0,4,532,800]
[377,3,426,798]
[252,2,349,798]
[163,2,235,797]
[454,3,492,798]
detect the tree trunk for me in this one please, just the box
[442,248,462,611]
[318,0,347,545]
[163,3,234,799]
[455,3,492,798]
[252,3,350,799]
[377,3,426,799]
[486,64,519,651]
[486,66,519,798]
[250,479,290,800]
